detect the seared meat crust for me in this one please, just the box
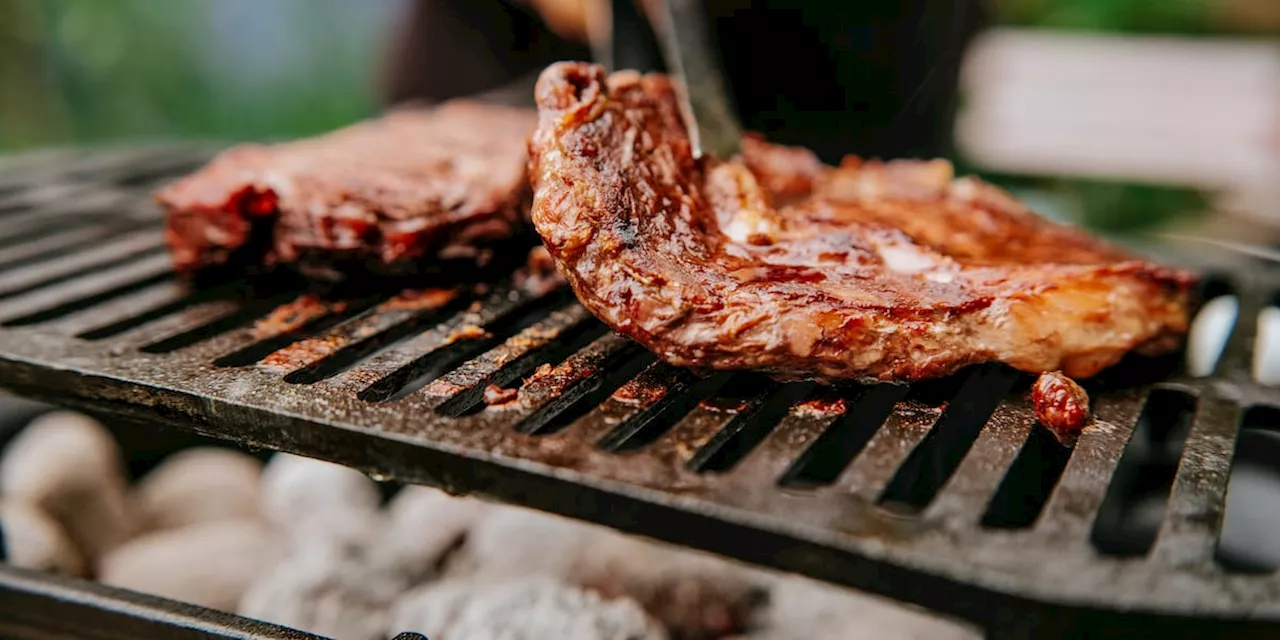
[156,101,537,279]
[1032,371,1092,445]
[528,62,1195,383]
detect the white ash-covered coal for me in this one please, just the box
[0,410,980,640]
[389,576,667,640]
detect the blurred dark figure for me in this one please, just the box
[383,0,988,163]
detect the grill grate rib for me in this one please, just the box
[73,284,225,340]
[1,146,1278,637]
[0,231,164,300]
[597,366,732,452]
[138,294,299,354]
[778,383,904,488]
[1035,389,1146,541]
[348,286,567,399]
[1153,389,1240,568]
[510,334,650,435]
[980,424,1073,530]
[879,366,1020,513]
[924,398,1038,526]
[429,307,604,414]
[688,381,816,473]
[0,253,174,325]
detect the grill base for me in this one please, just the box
[0,145,1277,637]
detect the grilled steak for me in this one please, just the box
[156,101,537,280]
[528,62,1196,383]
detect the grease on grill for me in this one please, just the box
[793,395,848,418]
[700,397,753,413]
[249,295,343,339]
[378,288,460,312]
[514,358,590,403]
[482,385,521,407]
[257,288,459,372]
[259,335,350,373]
[444,324,491,345]
[611,375,670,407]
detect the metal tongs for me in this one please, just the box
[588,0,743,160]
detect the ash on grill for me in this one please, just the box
[0,410,978,640]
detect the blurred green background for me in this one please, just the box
[0,0,400,151]
[0,0,1275,231]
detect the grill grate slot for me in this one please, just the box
[0,269,175,329]
[924,398,1039,525]
[637,374,778,468]
[981,424,1074,529]
[511,337,654,435]
[1034,389,1147,540]
[74,285,229,340]
[688,382,817,473]
[346,287,568,399]
[779,383,905,488]
[0,232,165,300]
[181,293,387,362]
[0,183,112,225]
[212,296,388,368]
[1217,405,1280,573]
[1090,387,1198,557]
[597,367,732,452]
[354,304,561,399]
[138,294,299,354]
[36,280,188,337]
[0,222,150,273]
[1151,388,1240,568]
[722,390,847,484]
[877,366,1020,514]
[104,298,241,346]
[838,400,942,502]
[432,307,606,416]
[218,286,469,383]
[1186,278,1237,378]
[0,253,173,324]
[0,192,154,246]
[1216,280,1264,378]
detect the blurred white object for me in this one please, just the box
[237,537,394,640]
[1254,306,1280,385]
[389,577,667,640]
[457,506,764,638]
[0,500,85,577]
[0,411,133,565]
[258,453,380,544]
[133,447,264,533]
[99,519,279,611]
[957,29,1280,214]
[372,486,488,575]
[238,486,484,640]
[1186,295,1239,377]
[742,575,979,640]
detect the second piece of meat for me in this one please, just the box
[156,100,537,281]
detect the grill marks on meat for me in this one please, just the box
[156,101,537,279]
[528,63,1196,383]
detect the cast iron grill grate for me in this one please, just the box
[0,146,1277,638]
